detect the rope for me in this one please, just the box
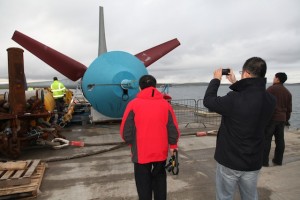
[19,130,215,163]
[42,143,126,163]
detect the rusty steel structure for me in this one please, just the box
[0,48,62,158]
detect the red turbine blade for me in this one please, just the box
[12,31,87,81]
[135,38,180,67]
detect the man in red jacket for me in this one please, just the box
[120,74,180,200]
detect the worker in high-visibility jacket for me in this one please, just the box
[50,77,66,116]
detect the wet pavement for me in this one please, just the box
[3,122,300,200]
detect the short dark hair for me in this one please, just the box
[275,72,287,83]
[139,74,156,90]
[53,77,58,81]
[242,57,267,78]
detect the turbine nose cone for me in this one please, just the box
[82,51,148,118]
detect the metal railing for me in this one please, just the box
[171,99,221,128]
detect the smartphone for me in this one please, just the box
[222,69,230,75]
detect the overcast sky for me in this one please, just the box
[1,0,300,84]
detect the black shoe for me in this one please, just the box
[272,159,282,166]
[262,163,269,167]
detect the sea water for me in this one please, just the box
[167,84,300,129]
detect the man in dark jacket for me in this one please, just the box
[263,72,292,166]
[120,74,180,200]
[204,57,276,200]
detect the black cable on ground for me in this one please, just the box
[83,141,125,146]
[42,131,216,163]
[43,143,126,163]
[0,131,215,163]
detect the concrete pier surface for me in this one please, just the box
[10,123,300,200]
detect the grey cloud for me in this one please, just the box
[1,0,300,84]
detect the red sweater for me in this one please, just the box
[120,87,180,164]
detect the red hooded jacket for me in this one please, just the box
[120,87,180,164]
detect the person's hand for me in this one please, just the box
[214,68,223,80]
[226,68,237,84]
[285,121,290,127]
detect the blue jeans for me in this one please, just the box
[216,163,260,200]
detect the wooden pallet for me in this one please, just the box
[0,160,46,199]
[0,160,41,187]
[0,161,27,171]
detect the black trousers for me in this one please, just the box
[134,161,167,200]
[263,121,285,165]
[54,97,65,114]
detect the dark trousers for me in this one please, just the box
[54,97,65,114]
[263,121,285,165]
[134,161,167,200]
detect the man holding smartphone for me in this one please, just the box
[204,57,276,200]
